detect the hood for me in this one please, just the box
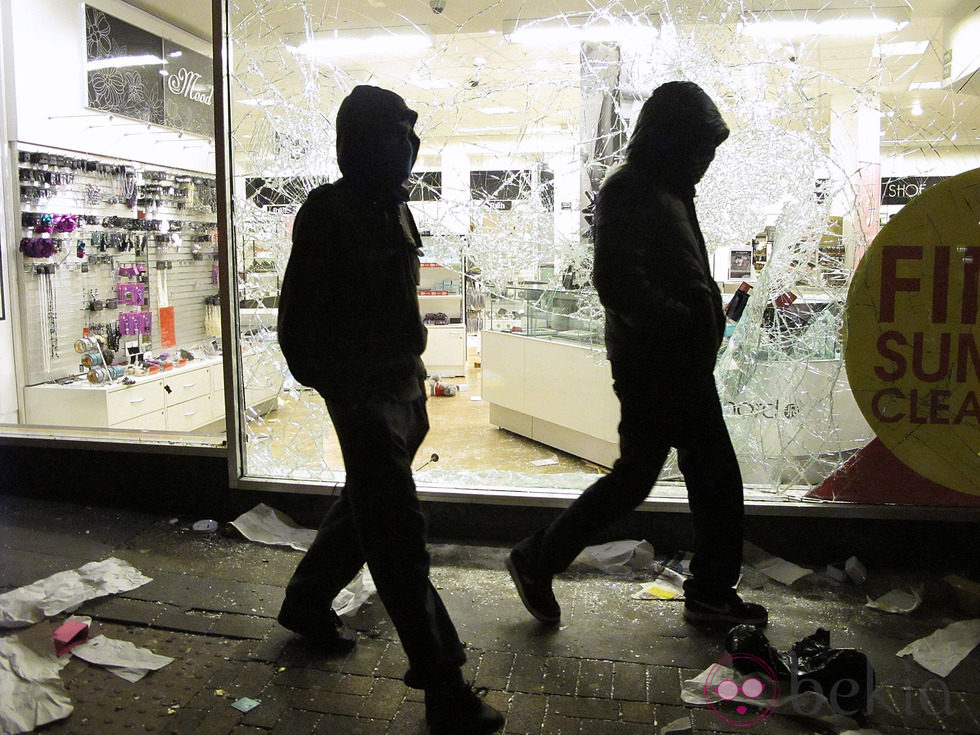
[336,85,421,199]
[625,81,729,190]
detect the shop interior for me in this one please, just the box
[2,1,979,503]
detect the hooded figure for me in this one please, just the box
[508,82,767,631]
[278,85,428,400]
[594,80,730,378]
[277,86,505,735]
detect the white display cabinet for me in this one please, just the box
[418,261,466,376]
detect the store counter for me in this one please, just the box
[481,330,619,467]
[24,350,283,432]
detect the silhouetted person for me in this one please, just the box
[507,81,767,629]
[276,85,504,735]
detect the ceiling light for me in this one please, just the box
[740,8,909,39]
[291,28,432,59]
[911,101,924,116]
[874,40,929,56]
[504,14,658,46]
[908,81,942,90]
[477,106,516,115]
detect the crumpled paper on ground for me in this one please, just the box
[866,587,923,614]
[229,503,317,551]
[681,664,878,734]
[577,539,655,576]
[0,622,73,734]
[742,542,812,586]
[229,504,375,616]
[0,558,153,629]
[896,618,980,677]
[70,635,174,683]
[333,568,376,617]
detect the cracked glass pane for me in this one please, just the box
[225,1,977,501]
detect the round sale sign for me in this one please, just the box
[845,168,980,495]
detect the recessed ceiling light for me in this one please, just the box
[477,106,516,115]
[908,81,942,91]
[874,40,929,56]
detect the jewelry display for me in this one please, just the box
[15,143,219,387]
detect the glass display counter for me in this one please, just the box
[486,285,604,348]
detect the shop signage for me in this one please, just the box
[880,176,946,205]
[485,200,513,211]
[85,6,214,138]
[845,168,980,495]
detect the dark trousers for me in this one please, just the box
[282,393,465,688]
[515,361,744,602]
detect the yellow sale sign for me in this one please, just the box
[846,168,980,495]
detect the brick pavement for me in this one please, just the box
[1,494,978,734]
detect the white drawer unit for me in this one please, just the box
[165,394,212,432]
[24,352,283,433]
[105,381,167,425]
[162,365,212,406]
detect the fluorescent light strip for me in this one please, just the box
[293,33,431,59]
[875,40,929,56]
[742,16,909,39]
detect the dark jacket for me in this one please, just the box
[593,81,729,377]
[277,86,427,399]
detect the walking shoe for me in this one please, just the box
[506,548,560,624]
[683,592,768,626]
[425,681,505,735]
[277,604,357,654]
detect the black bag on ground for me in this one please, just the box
[725,625,875,716]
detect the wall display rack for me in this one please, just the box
[15,143,220,388]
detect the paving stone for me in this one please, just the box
[78,595,166,625]
[576,658,614,698]
[210,611,277,639]
[511,653,549,693]
[315,714,388,734]
[612,660,647,701]
[270,706,322,734]
[541,655,580,695]
[547,693,619,720]
[358,676,405,719]
[386,699,427,735]
[292,687,364,716]
[505,691,547,734]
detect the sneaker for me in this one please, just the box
[425,681,505,735]
[506,548,561,624]
[277,603,357,654]
[683,593,768,626]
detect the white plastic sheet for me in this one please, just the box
[229,503,317,552]
[0,558,152,629]
[0,622,73,734]
[896,618,980,677]
[577,539,655,576]
[70,635,174,683]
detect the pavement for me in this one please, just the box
[1,492,978,735]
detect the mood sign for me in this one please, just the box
[846,168,980,495]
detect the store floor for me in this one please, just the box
[260,344,608,480]
[1,492,978,735]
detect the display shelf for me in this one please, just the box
[418,260,465,375]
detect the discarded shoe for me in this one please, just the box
[277,604,357,654]
[425,681,505,735]
[507,548,561,624]
[726,625,875,716]
[683,592,768,626]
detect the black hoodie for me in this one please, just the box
[592,81,729,378]
[277,86,427,399]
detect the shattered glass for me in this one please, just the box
[225,1,977,499]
